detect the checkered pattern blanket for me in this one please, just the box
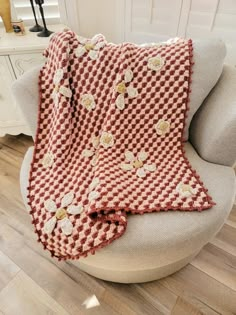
[27,30,214,260]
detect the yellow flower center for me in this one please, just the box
[55,208,67,220]
[84,98,93,108]
[85,42,95,51]
[132,160,143,169]
[103,135,112,144]
[151,58,161,67]
[158,121,169,131]
[54,85,59,93]
[116,82,126,94]
[181,184,191,193]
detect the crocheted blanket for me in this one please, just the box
[27,30,215,260]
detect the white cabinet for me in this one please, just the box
[0,24,64,137]
[0,56,31,136]
[10,53,45,79]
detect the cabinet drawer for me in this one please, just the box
[10,53,45,78]
[0,56,31,136]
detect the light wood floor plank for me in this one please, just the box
[160,264,236,315]
[210,223,236,256]
[0,223,162,315]
[191,243,236,290]
[133,282,178,314]
[0,134,33,155]
[0,251,20,292]
[171,296,204,315]
[227,206,236,228]
[0,271,69,315]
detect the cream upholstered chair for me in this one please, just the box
[13,41,236,283]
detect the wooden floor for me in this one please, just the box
[0,134,235,315]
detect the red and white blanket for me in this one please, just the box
[27,30,214,260]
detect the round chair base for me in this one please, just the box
[74,250,200,283]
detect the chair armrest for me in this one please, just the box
[12,66,41,140]
[189,65,236,167]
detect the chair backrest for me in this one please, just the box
[12,37,226,141]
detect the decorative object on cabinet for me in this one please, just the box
[29,0,43,32]
[11,19,26,35]
[0,0,13,33]
[35,0,53,37]
[0,24,65,137]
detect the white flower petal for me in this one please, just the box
[120,163,133,171]
[91,136,100,149]
[52,91,59,106]
[67,204,84,215]
[136,167,146,178]
[137,151,148,162]
[94,41,106,50]
[59,86,72,98]
[125,150,135,162]
[100,131,114,149]
[59,217,73,236]
[181,190,192,198]
[115,94,125,110]
[116,73,121,83]
[176,183,196,198]
[75,46,87,58]
[124,69,133,83]
[43,216,57,234]
[90,34,99,44]
[44,199,57,213]
[88,190,100,202]
[41,152,54,168]
[144,163,156,172]
[155,129,163,136]
[53,69,64,85]
[82,149,94,158]
[61,192,74,207]
[91,154,99,166]
[127,86,138,98]
[76,35,87,44]
[176,183,182,193]
[89,177,100,191]
[88,50,98,60]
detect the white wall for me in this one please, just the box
[69,0,236,66]
[75,0,124,43]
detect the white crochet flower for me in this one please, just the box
[115,69,138,110]
[155,119,170,136]
[80,94,96,111]
[75,34,106,60]
[43,192,84,236]
[100,131,114,149]
[82,132,114,166]
[52,69,72,106]
[176,183,196,198]
[41,152,54,168]
[147,56,165,71]
[82,135,100,166]
[120,150,156,178]
[88,178,100,202]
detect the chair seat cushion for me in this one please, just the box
[20,142,235,271]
